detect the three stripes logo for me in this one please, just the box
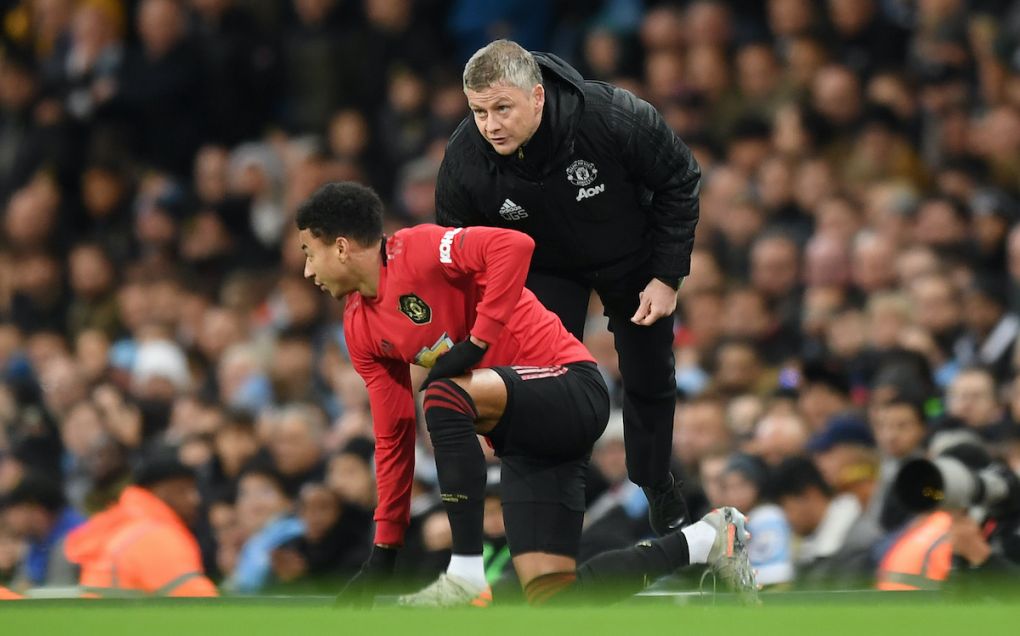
[498,199,528,221]
[512,365,567,381]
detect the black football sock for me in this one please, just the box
[527,531,691,605]
[423,379,485,555]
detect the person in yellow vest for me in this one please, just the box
[64,455,217,598]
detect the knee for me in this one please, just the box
[423,379,478,433]
[618,359,676,396]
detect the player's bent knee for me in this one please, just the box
[423,378,479,425]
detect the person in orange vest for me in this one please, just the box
[64,454,217,597]
[876,510,953,590]
[0,585,22,600]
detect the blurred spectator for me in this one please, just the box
[65,454,217,597]
[66,241,120,339]
[326,437,376,510]
[190,0,276,146]
[97,0,205,176]
[798,362,852,432]
[946,367,1005,441]
[226,461,302,594]
[0,51,51,203]
[773,456,880,589]
[267,403,327,497]
[270,482,371,591]
[749,410,809,466]
[956,276,1018,380]
[0,473,82,588]
[720,452,794,587]
[806,413,879,511]
[827,0,908,78]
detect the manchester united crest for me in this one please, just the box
[398,293,431,325]
[566,159,598,186]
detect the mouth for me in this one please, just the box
[489,136,507,145]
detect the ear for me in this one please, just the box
[334,236,350,263]
[532,83,545,114]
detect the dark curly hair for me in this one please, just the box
[295,182,384,246]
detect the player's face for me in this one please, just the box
[299,228,354,299]
[465,83,545,155]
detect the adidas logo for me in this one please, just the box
[498,199,528,221]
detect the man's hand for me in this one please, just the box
[419,337,488,390]
[950,512,992,567]
[334,545,398,607]
[630,278,680,326]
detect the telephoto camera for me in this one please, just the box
[893,431,1020,519]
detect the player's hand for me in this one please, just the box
[631,278,680,326]
[334,545,398,608]
[419,338,487,390]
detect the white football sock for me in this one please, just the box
[682,520,716,564]
[446,554,487,590]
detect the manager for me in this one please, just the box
[436,39,701,536]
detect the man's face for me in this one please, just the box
[152,477,201,527]
[1,504,40,540]
[721,470,758,513]
[873,404,926,459]
[465,83,545,156]
[299,229,354,299]
[270,416,322,476]
[779,492,818,537]
[298,485,339,543]
[947,371,999,429]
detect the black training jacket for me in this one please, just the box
[435,52,701,282]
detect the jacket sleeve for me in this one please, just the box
[606,87,701,281]
[435,147,483,228]
[437,226,535,345]
[348,343,417,547]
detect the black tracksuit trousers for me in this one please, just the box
[525,260,676,489]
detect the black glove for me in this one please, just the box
[334,545,398,608]
[419,339,486,390]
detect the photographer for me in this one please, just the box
[882,432,1020,594]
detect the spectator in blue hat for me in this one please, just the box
[807,412,880,513]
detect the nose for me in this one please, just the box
[485,117,501,135]
[303,259,313,279]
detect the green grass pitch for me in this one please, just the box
[3,601,1017,636]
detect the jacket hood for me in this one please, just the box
[468,52,586,177]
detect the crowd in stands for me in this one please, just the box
[2,0,1020,598]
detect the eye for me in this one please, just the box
[497,105,510,113]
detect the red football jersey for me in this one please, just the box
[342,224,594,546]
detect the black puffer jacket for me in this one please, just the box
[435,53,700,282]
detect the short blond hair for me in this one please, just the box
[463,39,542,92]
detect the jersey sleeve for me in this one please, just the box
[348,340,417,547]
[436,226,535,345]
